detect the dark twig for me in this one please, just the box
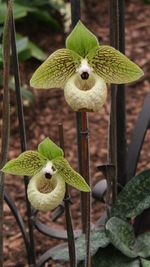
[10,8,36,266]
[58,123,76,267]
[0,1,12,266]
[80,112,91,267]
[109,0,126,203]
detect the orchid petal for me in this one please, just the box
[30,48,81,89]
[87,45,144,84]
[52,157,91,192]
[38,137,64,160]
[1,151,47,176]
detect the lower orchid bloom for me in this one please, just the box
[1,138,90,212]
[30,21,143,112]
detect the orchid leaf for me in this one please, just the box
[50,228,109,262]
[38,137,64,160]
[111,169,150,219]
[134,232,150,258]
[105,217,137,258]
[66,20,99,57]
[30,48,81,89]
[1,151,47,176]
[52,157,91,192]
[141,259,150,267]
[87,45,144,84]
[85,246,140,267]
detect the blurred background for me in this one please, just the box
[0,0,150,266]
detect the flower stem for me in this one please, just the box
[0,1,12,266]
[58,123,77,267]
[80,112,91,267]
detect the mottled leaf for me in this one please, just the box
[141,259,150,267]
[66,20,99,57]
[30,48,81,89]
[111,170,150,219]
[1,151,47,176]
[50,228,109,262]
[134,232,150,258]
[38,137,64,160]
[80,246,140,267]
[105,217,137,258]
[52,157,91,192]
[87,45,144,84]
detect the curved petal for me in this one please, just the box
[52,157,91,192]
[27,172,65,211]
[1,151,47,176]
[87,45,144,84]
[30,48,81,89]
[64,73,107,111]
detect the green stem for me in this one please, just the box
[0,1,12,266]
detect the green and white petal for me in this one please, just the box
[30,48,81,89]
[1,151,47,176]
[52,157,91,192]
[87,45,144,84]
[64,73,107,111]
[27,172,65,211]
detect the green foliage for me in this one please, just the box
[49,228,109,262]
[111,169,150,219]
[88,246,140,267]
[141,259,150,267]
[105,217,137,258]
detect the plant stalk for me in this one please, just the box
[0,1,12,266]
[10,9,36,266]
[58,123,76,267]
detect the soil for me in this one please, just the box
[1,0,150,266]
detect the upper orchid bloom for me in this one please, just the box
[1,138,90,212]
[30,21,143,112]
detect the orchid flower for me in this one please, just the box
[1,138,90,212]
[30,21,143,112]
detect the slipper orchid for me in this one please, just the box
[30,21,143,112]
[1,138,90,212]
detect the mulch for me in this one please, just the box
[1,0,150,266]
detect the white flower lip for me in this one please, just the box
[64,73,107,112]
[27,172,65,212]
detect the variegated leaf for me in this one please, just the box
[30,48,81,89]
[87,45,144,84]
[1,151,47,176]
[52,157,91,192]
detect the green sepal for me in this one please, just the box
[30,48,81,89]
[87,45,144,84]
[52,157,91,192]
[66,20,99,57]
[1,151,47,176]
[38,137,64,160]
[105,217,137,258]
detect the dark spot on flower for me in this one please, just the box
[81,72,89,80]
[52,166,56,172]
[45,172,52,179]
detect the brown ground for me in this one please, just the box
[2,0,150,266]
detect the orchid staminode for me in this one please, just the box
[1,138,90,212]
[30,21,143,112]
